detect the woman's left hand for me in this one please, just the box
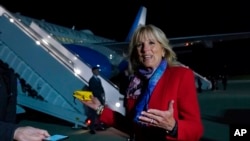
[139,100,176,131]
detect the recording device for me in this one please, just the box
[73,90,93,101]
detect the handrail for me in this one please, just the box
[0,5,88,84]
[0,5,125,115]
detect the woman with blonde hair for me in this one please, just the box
[81,24,203,141]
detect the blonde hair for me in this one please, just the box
[128,24,178,73]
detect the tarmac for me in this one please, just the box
[17,106,129,141]
[17,80,250,141]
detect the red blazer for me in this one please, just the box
[100,66,203,141]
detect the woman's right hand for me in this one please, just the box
[81,96,101,110]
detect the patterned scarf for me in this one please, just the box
[131,59,167,125]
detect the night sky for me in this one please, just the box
[1,1,250,41]
[1,1,250,77]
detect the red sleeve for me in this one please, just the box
[99,107,115,125]
[99,106,130,133]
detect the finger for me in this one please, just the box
[139,115,151,122]
[141,111,159,122]
[141,111,161,125]
[149,118,155,124]
[35,129,50,136]
[138,116,156,125]
[81,100,91,104]
[146,109,161,115]
[168,100,174,114]
[41,130,50,137]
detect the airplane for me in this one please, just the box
[1,4,250,127]
[0,5,148,127]
[8,9,145,80]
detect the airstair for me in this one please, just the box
[0,5,125,127]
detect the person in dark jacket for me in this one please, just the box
[0,60,50,141]
[86,66,106,134]
[89,67,105,105]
